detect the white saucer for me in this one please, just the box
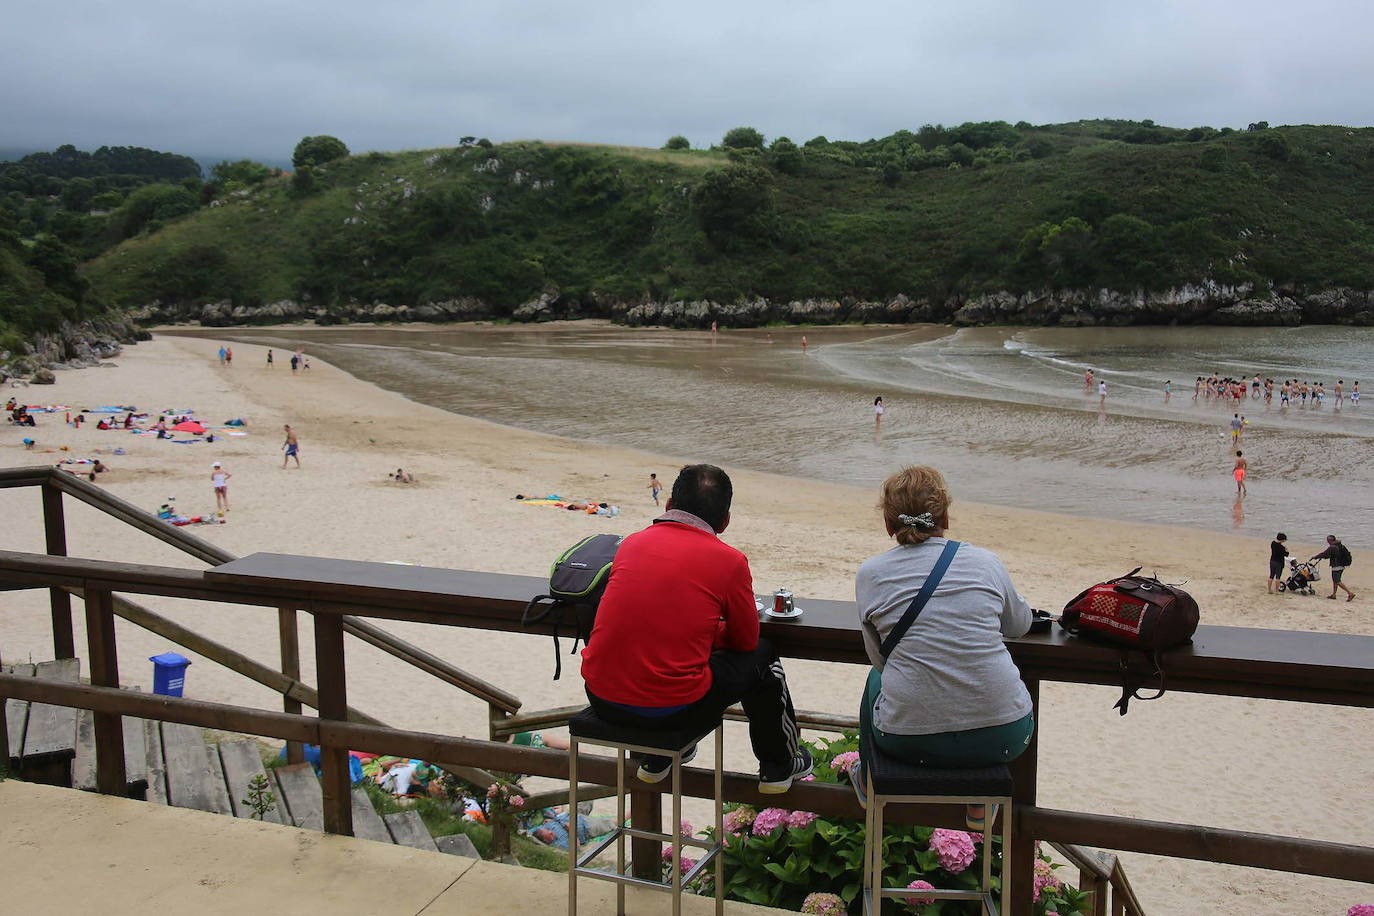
[764,606,804,620]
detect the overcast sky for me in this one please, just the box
[5,0,1373,164]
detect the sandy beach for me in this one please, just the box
[2,332,1370,914]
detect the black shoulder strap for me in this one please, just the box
[878,540,961,659]
[1113,650,1166,716]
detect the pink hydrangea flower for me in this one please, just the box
[679,819,694,837]
[929,828,977,873]
[751,807,791,836]
[486,783,500,798]
[722,806,756,835]
[831,751,861,776]
[660,846,698,875]
[905,879,936,907]
[800,892,846,915]
[1348,908,1374,916]
[787,810,818,829]
[509,794,524,808]
[1033,858,1063,902]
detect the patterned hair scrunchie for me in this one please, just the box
[897,512,937,530]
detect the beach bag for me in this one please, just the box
[521,533,623,680]
[1060,568,1198,715]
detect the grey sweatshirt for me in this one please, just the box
[856,537,1033,735]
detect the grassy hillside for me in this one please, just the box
[83,122,1374,317]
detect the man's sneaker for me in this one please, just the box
[635,745,697,784]
[758,748,813,794]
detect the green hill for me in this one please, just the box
[82,122,1374,326]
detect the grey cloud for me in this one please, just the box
[3,0,1373,162]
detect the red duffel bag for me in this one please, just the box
[1060,568,1198,714]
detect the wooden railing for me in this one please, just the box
[2,467,1372,916]
[3,465,516,782]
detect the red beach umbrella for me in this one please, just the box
[171,420,206,434]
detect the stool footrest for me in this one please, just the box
[575,826,715,869]
[573,844,723,888]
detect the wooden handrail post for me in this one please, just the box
[313,611,352,836]
[278,607,304,764]
[84,587,127,794]
[1009,676,1040,916]
[630,785,662,880]
[41,483,76,660]
[1082,871,1108,916]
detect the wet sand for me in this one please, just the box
[0,332,1370,914]
[166,322,1374,544]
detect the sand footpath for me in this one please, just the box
[1,334,1370,914]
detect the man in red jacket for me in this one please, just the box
[580,464,811,793]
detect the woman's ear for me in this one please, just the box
[884,518,897,538]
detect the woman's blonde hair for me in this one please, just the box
[880,465,951,545]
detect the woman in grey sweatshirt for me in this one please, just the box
[855,466,1035,804]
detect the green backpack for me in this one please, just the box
[520,533,623,679]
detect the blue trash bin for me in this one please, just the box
[150,652,191,697]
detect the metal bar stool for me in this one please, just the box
[859,729,1014,916]
[567,708,725,916]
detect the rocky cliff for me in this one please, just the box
[0,315,144,384]
[128,282,1374,331]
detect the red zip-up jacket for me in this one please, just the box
[580,516,758,707]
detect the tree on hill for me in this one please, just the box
[292,135,349,169]
[769,137,802,174]
[692,163,773,243]
[722,126,765,150]
[663,136,691,150]
[110,184,198,243]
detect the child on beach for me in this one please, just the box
[211,462,231,511]
[874,396,885,426]
[647,473,661,506]
[1352,381,1360,405]
[1233,451,1247,496]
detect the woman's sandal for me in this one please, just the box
[851,762,868,810]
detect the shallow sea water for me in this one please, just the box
[175,323,1374,544]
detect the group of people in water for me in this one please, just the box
[1188,374,1360,408]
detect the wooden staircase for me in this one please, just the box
[3,659,477,857]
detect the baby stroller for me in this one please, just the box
[1279,558,1321,595]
